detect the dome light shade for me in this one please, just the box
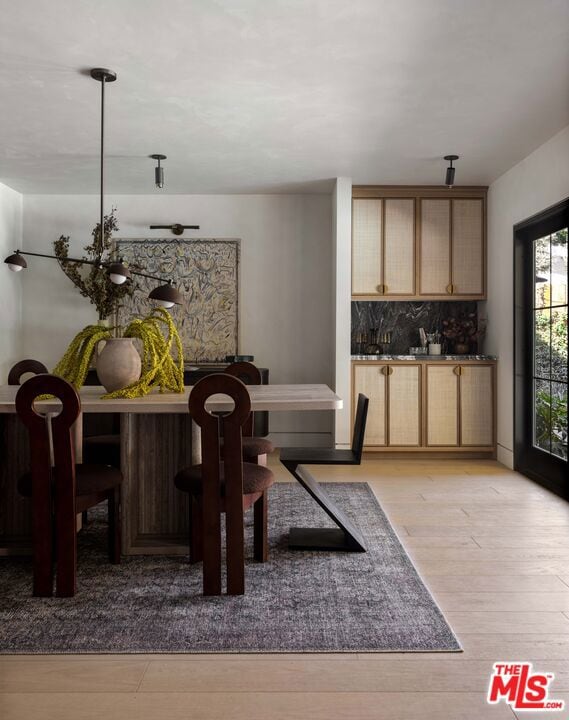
[107,261,131,285]
[4,252,27,272]
[149,282,182,307]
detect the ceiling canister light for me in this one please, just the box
[150,154,166,189]
[4,70,183,307]
[444,155,459,188]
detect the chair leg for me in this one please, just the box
[32,493,53,597]
[55,475,78,598]
[254,491,269,562]
[108,486,121,564]
[189,495,203,564]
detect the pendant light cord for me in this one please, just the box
[99,75,105,261]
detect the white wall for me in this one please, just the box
[485,125,569,468]
[332,178,353,446]
[21,193,334,445]
[0,182,23,381]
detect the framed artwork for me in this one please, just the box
[114,238,240,363]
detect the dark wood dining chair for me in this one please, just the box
[7,359,48,385]
[224,362,274,464]
[8,360,121,471]
[174,374,275,595]
[279,393,369,552]
[16,374,122,597]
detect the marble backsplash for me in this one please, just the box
[352,301,479,355]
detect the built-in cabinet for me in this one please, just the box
[353,360,496,455]
[352,363,421,447]
[352,187,487,301]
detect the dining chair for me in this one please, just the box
[174,374,275,595]
[7,359,48,385]
[278,393,369,552]
[16,374,123,597]
[224,362,274,464]
[8,360,121,471]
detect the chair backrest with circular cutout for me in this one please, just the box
[16,375,82,596]
[16,374,81,498]
[8,359,49,385]
[189,373,251,594]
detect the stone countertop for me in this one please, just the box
[351,354,497,361]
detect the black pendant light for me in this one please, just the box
[5,69,183,308]
[444,155,459,188]
[150,154,166,189]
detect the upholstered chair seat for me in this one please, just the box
[175,461,274,497]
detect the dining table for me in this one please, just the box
[0,383,345,556]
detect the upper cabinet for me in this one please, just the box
[352,187,487,300]
[352,197,415,296]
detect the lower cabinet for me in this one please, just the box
[353,363,421,448]
[353,360,495,454]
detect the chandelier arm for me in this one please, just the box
[13,250,173,285]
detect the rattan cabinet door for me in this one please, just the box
[452,199,484,296]
[420,199,451,295]
[353,364,386,447]
[352,199,382,295]
[384,198,415,295]
[388,365,421,446]
[460,365,494,446]
[426,365,459,446]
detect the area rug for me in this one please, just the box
[0,482,461,653]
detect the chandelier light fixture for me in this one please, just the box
[4,68,182,307]
[444,154,459,188]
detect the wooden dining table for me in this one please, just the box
[0,383,344,556]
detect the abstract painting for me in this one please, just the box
[114,239,239,363]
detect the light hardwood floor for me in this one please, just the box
[2,456,569,720]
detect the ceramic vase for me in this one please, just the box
[96,338,141,392]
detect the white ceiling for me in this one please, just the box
[1,0,568,194]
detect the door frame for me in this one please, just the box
[513,197,569,498]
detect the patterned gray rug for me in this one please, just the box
[0,482,461,654]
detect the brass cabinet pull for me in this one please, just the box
[388,366,394,375]
[380,366,387,375]
[381,366,393,376]
[376,284,384,294]
[453,366,462,376]
[446,283,454,294]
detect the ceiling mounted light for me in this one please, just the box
[444,155,459,188]
[150,154,166,189]
[4,70,183,309]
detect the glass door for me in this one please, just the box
[514,199,568,496]
[533,230,567,460]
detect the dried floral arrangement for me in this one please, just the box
[52,308,184,398]
[53,208,133,321]
[441,313,487,347]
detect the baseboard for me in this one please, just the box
[497,444,514,468]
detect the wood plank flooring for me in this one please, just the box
[1,456,568,719]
